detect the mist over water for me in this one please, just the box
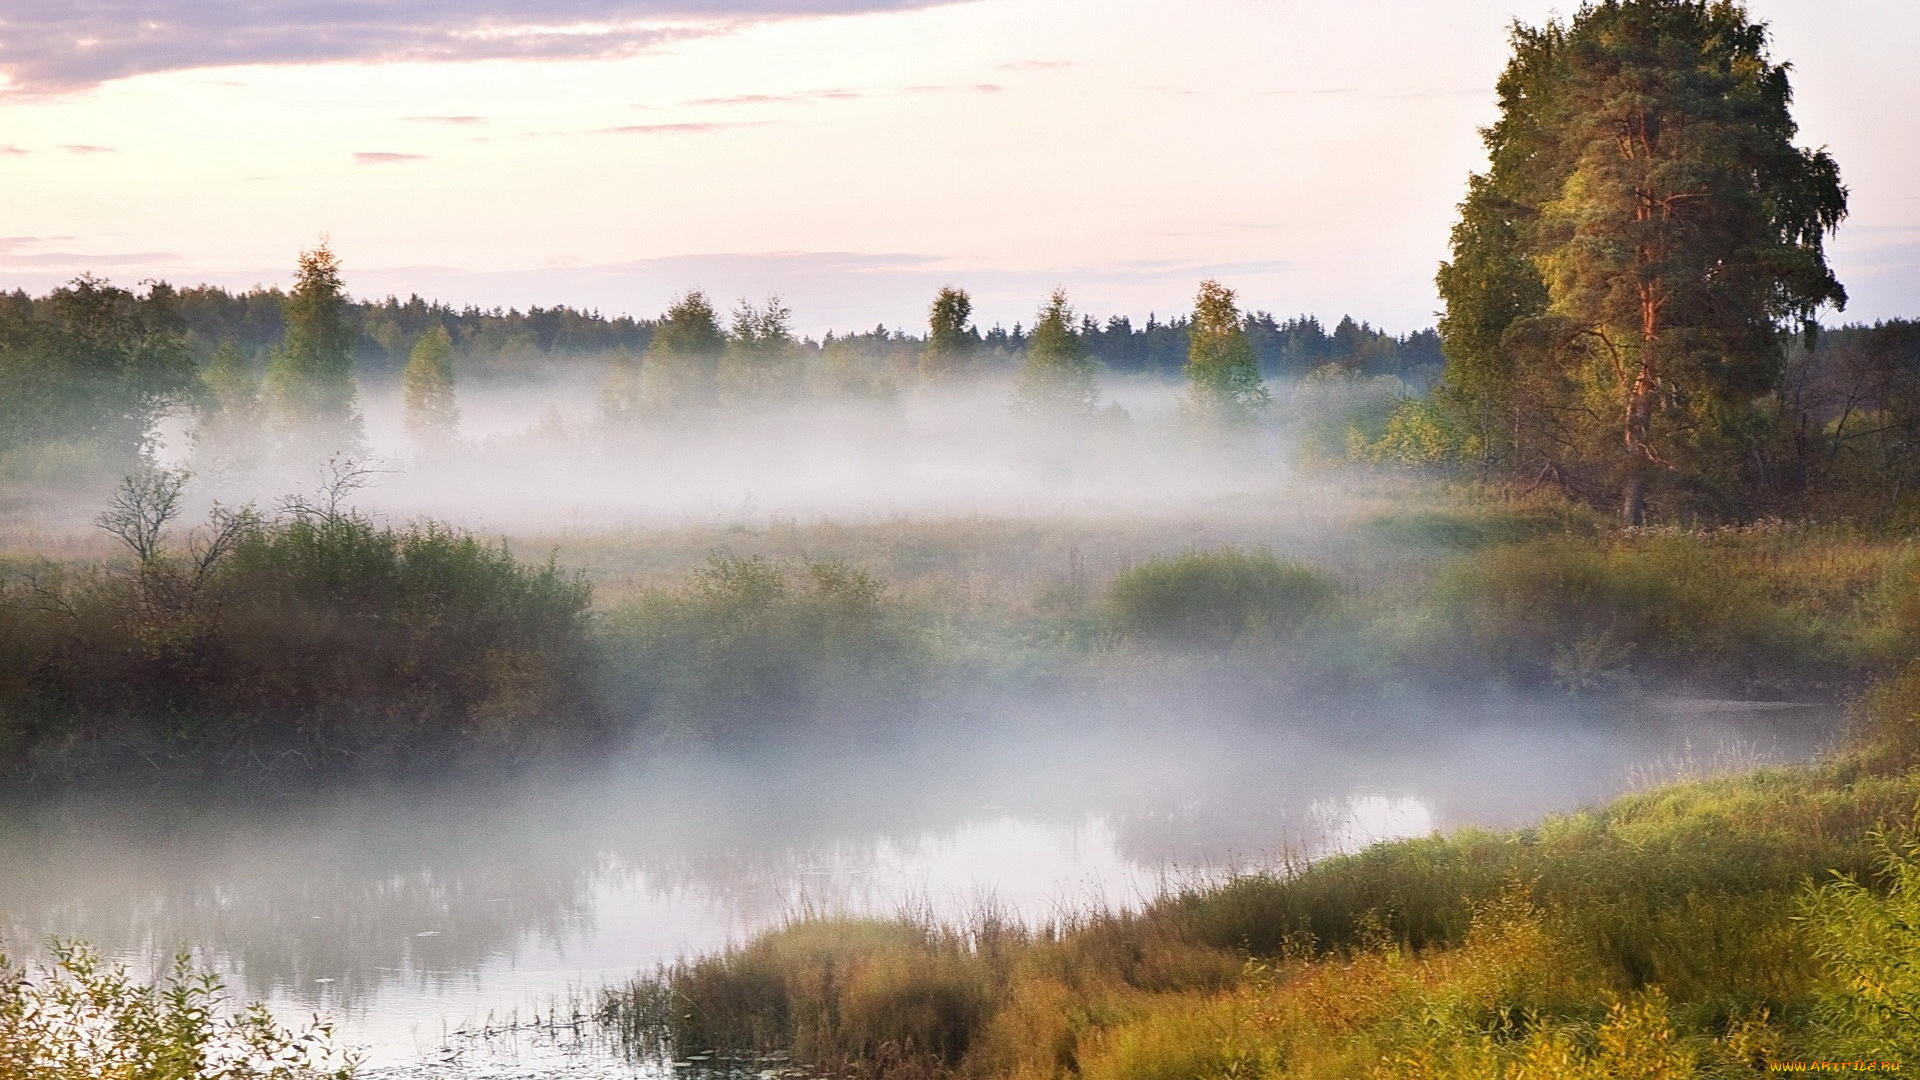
[0,688,1838,1070]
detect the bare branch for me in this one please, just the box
[96,468,188,564]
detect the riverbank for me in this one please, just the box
[603,670,1920,1076]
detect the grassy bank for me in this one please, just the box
[603,678,1920,1077]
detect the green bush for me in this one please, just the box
[0,939,355,1079]
[1803,830,1920,1062]
[0,494,598,776]
[600,555,928,744]
[1417,534,1822,691]
[1104,548,1336,648]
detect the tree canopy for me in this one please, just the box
[1184,279,1270,423]
[1436,0,1847,523]
[922,286,978,379]
[1013,288,1099,419]
[266,242,364,453]
[0,276,194,476]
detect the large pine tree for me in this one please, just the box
[1436,0,1846,523]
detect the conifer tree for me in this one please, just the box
[1436,0,1847,523]
[1013,288,1099,418]
[1184,279,1269,423]
[402,325,460,447]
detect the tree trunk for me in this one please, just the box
[1621,468,1646,526]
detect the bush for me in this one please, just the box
[208,513,596,752]
[1105,548,1336,648]
[1417,534,1826,691]
[0,483,598,777]
[1803,830,1920,1062]
[600,555,927,744]
[0,939,355,1079]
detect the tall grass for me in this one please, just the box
[1409,525,1916,693]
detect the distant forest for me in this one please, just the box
[0,282,1443,383]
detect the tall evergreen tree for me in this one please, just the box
[922,286,977,379]
[1184,279,1269,423]
[402,325,460,447]
[1437,0,1847,523]
[266,242,362,450]
[1012,288,1099,418]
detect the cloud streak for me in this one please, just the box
[354,151,428,164]
[0,1,972,94]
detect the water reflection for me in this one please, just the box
[0,692,1840,1067]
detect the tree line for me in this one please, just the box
[0,248,1442,479]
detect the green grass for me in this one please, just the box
[606,712,1920,1078]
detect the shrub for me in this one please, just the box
[0,939,355,1079]
[207,512,596,752]
[1104,548,1336,648]
[1803,830,1920,1062]
[0,481,599,777]
[600,555,927,744]
[1419,534,1821,690]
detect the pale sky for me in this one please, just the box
[1,0,1913,336]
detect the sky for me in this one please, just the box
[0,0,1914,337]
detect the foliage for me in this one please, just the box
[1410,528,1904,692]
[0,469,598,776]
[599,555,928,745]
[610,739,1920,1079]
[1802,830,1920,1062]
[641,291,727,411]
[198,337,263,452]
[720,296,802,402]
[1011,288,1099,419]
[265,242,363,454]
[923,286,978,379]
[0,939,355,1080]
[1183,279,1270,423]
[1436,0,1848,523]
[400,325,459,447]
[1105,548,1335,648]
[0,276,195,479]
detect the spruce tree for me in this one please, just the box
[1013,288,1099,418]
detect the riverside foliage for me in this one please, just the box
[603,690,1920,1077]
